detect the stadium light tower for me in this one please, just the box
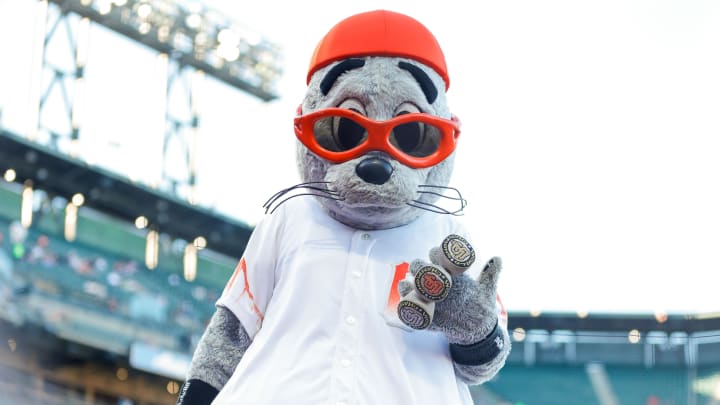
[29,0,89,152]
[31,0,283,197]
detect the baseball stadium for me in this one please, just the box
[1,1,719,404]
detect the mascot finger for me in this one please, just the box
[398,234,476,330]
[477,257,502,302]
[398,278,415,296]
[398,259,445,330]
[410,259,452,302]
[429,234,476,274]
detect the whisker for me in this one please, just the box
[409,184,467,215]
[263,182,339,211]
[268,192,344,214]
[407,199,465,216]
[262,181,338,208]
[417,184,465,200]
[263,182,341,214]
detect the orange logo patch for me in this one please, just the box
[386,262,409,312]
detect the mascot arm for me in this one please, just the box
[176,306,252,405]
[450,320,511,384]
[398,237,510,385]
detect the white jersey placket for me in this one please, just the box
[329,230,375,405]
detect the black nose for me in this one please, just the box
[355,158,394,185]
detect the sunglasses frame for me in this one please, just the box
[294,107,462,168]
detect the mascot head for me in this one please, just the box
[272,10,464,230]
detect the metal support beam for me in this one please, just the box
[160,56,201,200]
[46,0,282,101]
[33,0,89,154]
[28,0,283,203]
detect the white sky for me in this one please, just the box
[1,0,719,315]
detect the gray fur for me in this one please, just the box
[296,145,455,229]
[401,257,502,343]
[297,57,454,230]
[303,57,451,119]
[186,306,251,391]
[399,256,510,383]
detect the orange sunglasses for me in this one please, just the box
[294,107,461,169]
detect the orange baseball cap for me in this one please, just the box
[307,10,450,90]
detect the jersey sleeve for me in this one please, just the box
[216,213,281,339]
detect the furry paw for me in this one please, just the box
[432,257,502,344]
[397,234,502,344]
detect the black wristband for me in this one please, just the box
[176,379,219,405]
[449,321,506,366]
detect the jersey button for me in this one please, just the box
[345,316,356,325]
[351,270,362,279]
[340,358,352,367]
[361,233,370,240]
[336,401,347,405]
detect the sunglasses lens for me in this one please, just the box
[313,115,368,152]
[390,121,442,158]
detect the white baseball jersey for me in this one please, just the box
[213,197,506,405]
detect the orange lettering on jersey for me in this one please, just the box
[224,258,243,294]
[227,257,265,321]
[386,262,409,311]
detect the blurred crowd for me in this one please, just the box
[0,217,219,350]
